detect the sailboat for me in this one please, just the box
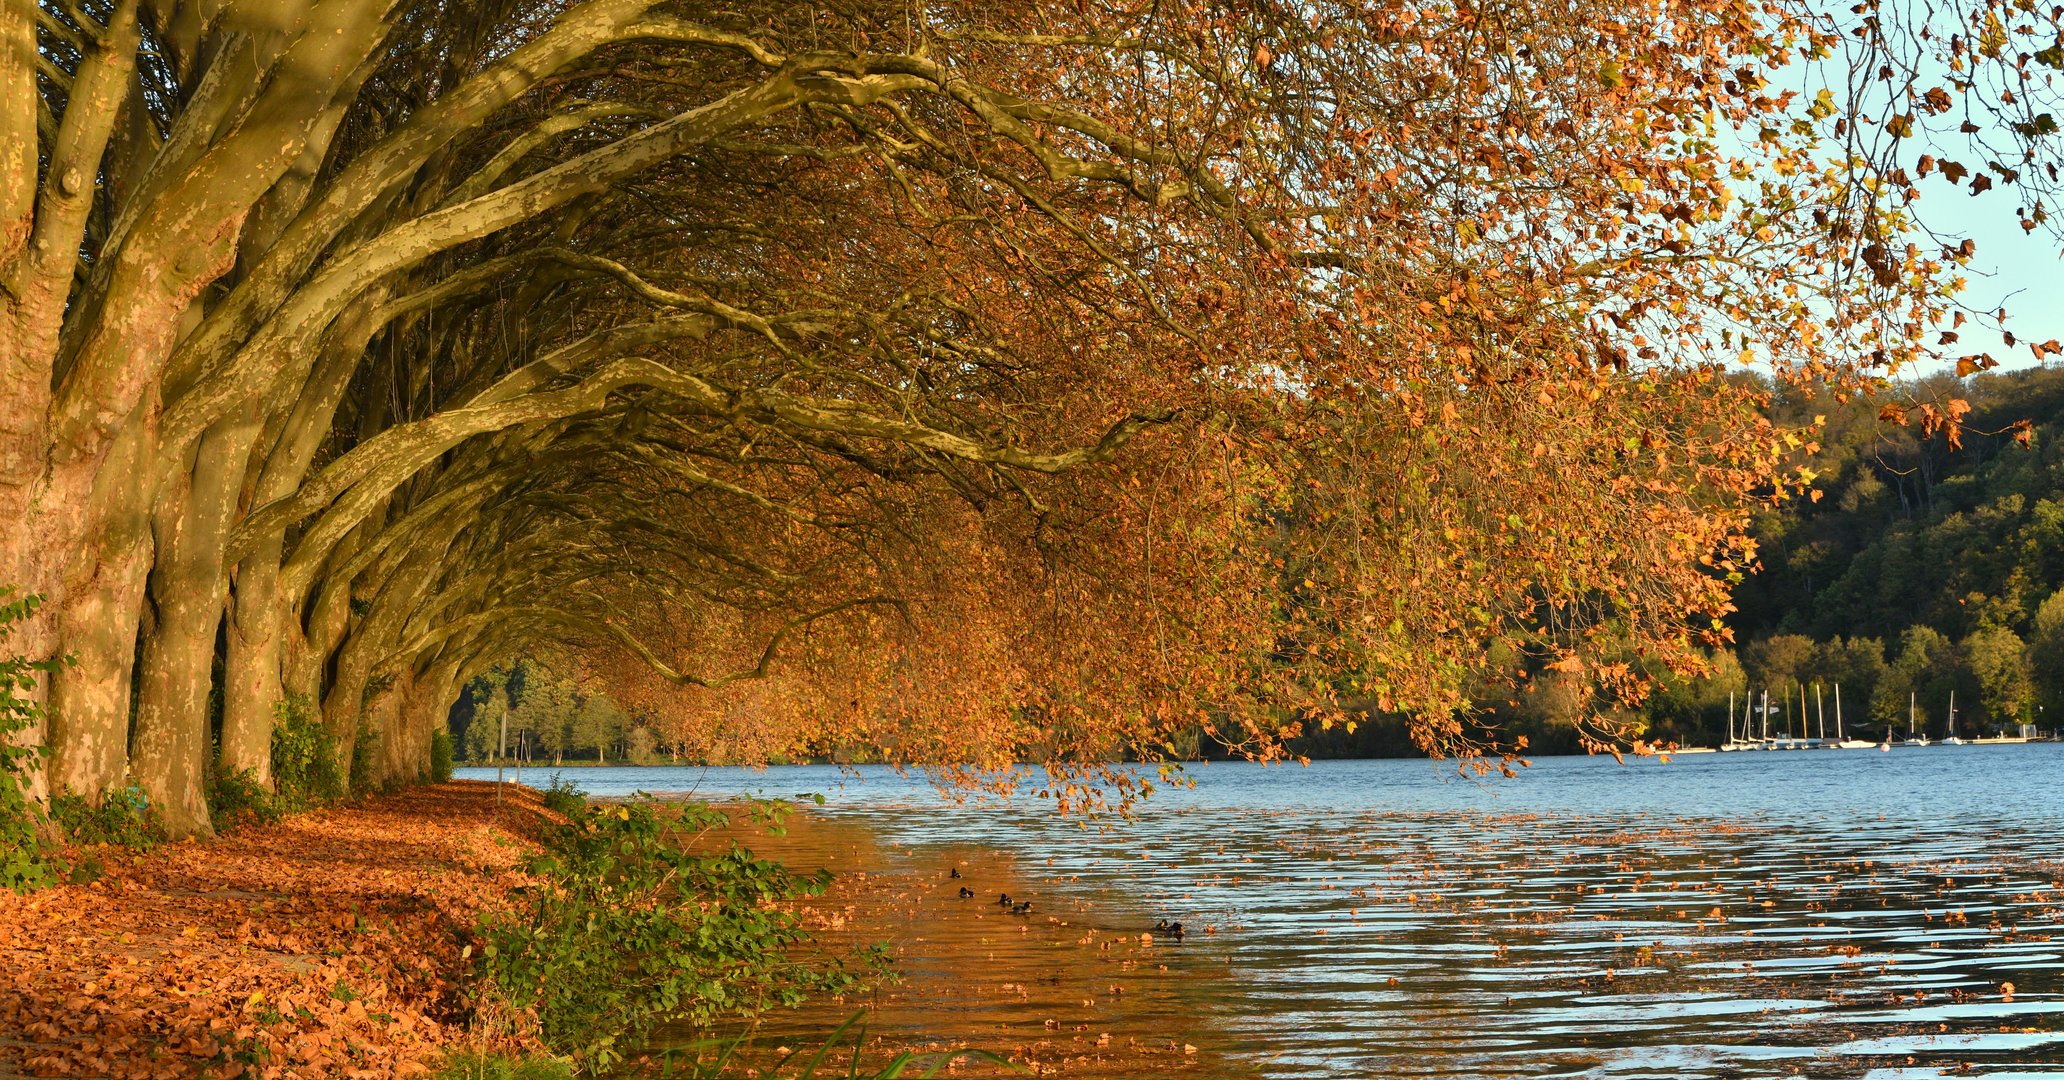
[1901,690,1932,747]
[1729,691,1758,752]
[1941,690,1967,745]
[1836,683,1876,748]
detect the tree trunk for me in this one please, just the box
[47,544,150,801]
[364,674,407,790]
[47,411,161,802]
[129,471,215,840]
[220,541,287,787]
[130,414,258,838]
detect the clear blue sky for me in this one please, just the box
[1925,194,2064,372]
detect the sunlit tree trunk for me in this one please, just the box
[131,414,259,837]
[363,674,407,789]
[45,413,160,802]
[221,546,287,787]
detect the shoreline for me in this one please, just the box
[0,782,1216,1079]
[455,734,2064,773]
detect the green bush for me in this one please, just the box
[474,799,880,1072]
[51,783,163,850]
[272,695,342,809]
[0,589,62,892]
[540,776,586,816]
[208,765,282,829]
[349,722,381,794]
[430,729,455,783]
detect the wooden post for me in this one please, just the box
[497,711,507,807]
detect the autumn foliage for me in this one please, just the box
[0,0,1971,830]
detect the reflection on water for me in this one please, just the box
[459,746,2064,1078]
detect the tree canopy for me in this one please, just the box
[0,0,1961,834]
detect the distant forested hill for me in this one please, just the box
[1735,367,2064,646]
[1697,366,2064,742]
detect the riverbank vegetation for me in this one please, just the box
[475,789,880,1071]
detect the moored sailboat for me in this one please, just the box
[1941,690,1967,746]
[1901,690,1931,747]
[1835,683,1875,748]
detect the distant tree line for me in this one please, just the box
[448,663,651,766]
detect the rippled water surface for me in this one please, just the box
[458,747,2064,1077]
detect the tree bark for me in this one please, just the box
[220,543,285,786]
[129,470,214,839]
[45,409,158,801]
[130,413,260,837]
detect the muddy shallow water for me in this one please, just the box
[459,745,2064,1078]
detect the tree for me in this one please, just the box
[455,669,512,763]
[569,688,628,764]
[1816,637,1888,733]
[1963,624,2032,730]
[1877,625,1961,733]
[1744,635,1818,696]
[2031,587,2064,716]
[1643,647,1747,746]
[0,1,1956,832]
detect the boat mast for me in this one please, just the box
[1816,683,1825,741]
[1835,683,1844,740]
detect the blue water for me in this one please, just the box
[460,744,2064,822]
[459,746,2064,1078]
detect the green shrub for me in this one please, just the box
[0,589,62,891]
[272,696,342,809]
[540,776,586,816]
[208,765,282,829]
[348,722,381,794]
[430,729,455,783]
[51,783,162,850]
[474,799,880,1072]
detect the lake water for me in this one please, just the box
[457,745,2064,1078]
